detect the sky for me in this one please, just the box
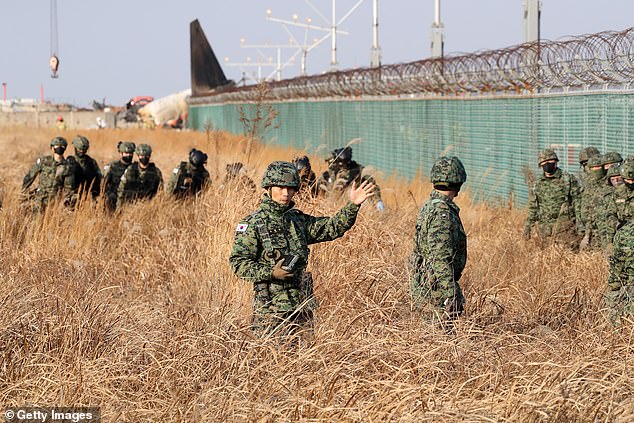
[2,0,634,107]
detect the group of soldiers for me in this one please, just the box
[524,147,634,322]
[22,135,214,212]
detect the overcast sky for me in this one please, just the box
[2,0,633,107]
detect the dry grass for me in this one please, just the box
[0,127,632,422]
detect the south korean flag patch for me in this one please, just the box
[236,223,248,233]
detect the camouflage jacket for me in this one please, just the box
[166,162,210,198]
[600,184,634,248]
[74,153,102,198]
[317,161,382,201]
[410,190,467,306]
[22,155,78,201]
[525,168,581,236]
[118,162,163,204]
[229,194,360,312]
[608,220,634,290]
[580,173,611,245]
[103,160,130,209]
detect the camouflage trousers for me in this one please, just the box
[604,286,634,325]
[410,271,465,328]
[539,219,579,251]
[252,272,318,337]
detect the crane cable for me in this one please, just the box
[50,0,59,78]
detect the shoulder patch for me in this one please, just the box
[236,223,248,233]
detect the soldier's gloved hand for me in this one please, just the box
[523,227,531,240]
[272,259,295,281]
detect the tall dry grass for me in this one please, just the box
[0,127,632,422]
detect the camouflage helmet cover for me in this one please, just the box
[602,151,623,165]
[72,135,90,151]
[117,141,136,153]
[620,161,634,179]
[50,136,68,148]
[606,164,622,179]
[136,143,152,156]
[261,161,300,189]
[189,149,208,167]
[430,156,467,185]
[587,154,604,168]
[538,148,559,165]
[292,155,311,172]
[578,146,600,163]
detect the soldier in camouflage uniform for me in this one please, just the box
[606,218,634,324]
[317,147,385,212]
[71,135,102,200]
[166,149,211,199]
[22,136,79,213]
[118,143,163,205]
[523,149,581,249]
[579,154,607,250]
[292,155,318,197]
[230,161,375,336]
[221,162,257,192]
[103,141,135,211]
[577,147,601,186]
[410,156,467,327]
[601,160,634,252]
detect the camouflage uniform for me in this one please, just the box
[103,141,135,211]
[524,149,581,249]
[22,136,78,212]
[230,161,361,335]
[410,157,467,325]
[317,147,384,211]
[117,144,163,205]
[72,135,102,199]
[293,156,318,197]
[606,220,634,323]
[166,149,211,198]
[577,146,601,195]
[602,161,634,251]
[222,162,257,191]
[579,155,607,249]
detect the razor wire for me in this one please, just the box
[191,27,634,104]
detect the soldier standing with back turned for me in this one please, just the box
[71,135,102,200]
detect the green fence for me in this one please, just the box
[189,92,634,205]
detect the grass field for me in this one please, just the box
[0,127,632,422]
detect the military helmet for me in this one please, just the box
[538,148,558,165]
[136,143,152,156]
[226,162,244,178]
[50,136,68,148]
[430,156,467,185]
[578,146,600,163]
[72,135,90,151]
[189,149,208,167]
[587,154,604,168]
[261,161,300,189]
[292,155,311,172]
[117,141,136,153]
[602,151,623,166]
[335,146,352,163]
[606,164,622,179]
[620,161,634,179]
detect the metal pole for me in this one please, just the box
[331,0,338,69]
[430,0,444,58]
[2,83,6,102]
[370,0,381,67]
[277,47,282,81]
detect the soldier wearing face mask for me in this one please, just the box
[524,148,581,250]
[117,143,163,205]
[71,135,102,200]
[166,148,211,199]
[103,141,135,211]
[600,159,634,252]
[579,155,607,250]
[22,136,79,213]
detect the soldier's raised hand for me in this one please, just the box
[349,179,375,205]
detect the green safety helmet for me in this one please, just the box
[602,151,623,166]
[578,146,600,164]
[72,135,90,151]
[261,161,300,189]
[50,136,68,148]
[117,141,136,153]
[430,156,467,185]
[606,164,622,179]
[538,148,558,165]
[587,154,604,168]
[620,161,634,179]
[136,143,152,156]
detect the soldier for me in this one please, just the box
[166,148,211,199]
[102,141,135,211]
[117,143,163,205]
[229,161,375,336]
[71,135,102,200]
[316,146,385,211]
[523,148,581,250]
[578,146,601,181]
[606,219,634,324]
[22,136,78,213]
[221,162,257,191]
[410,156,467,328]
[579,154,607,250]
[601,160,634,252]
[292,155,318,197]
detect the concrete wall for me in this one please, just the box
[0,111,117,129]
